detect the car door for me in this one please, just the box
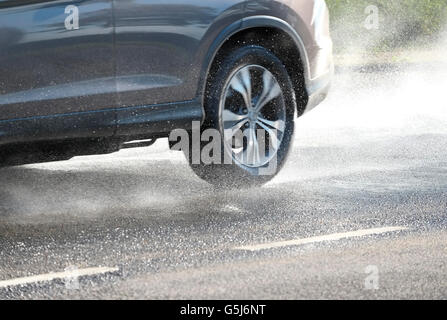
[113,0,212,108]
[112,0,246,135]
[0,0,115,143]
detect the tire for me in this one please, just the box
[186,45,297,189]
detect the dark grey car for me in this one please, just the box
[0,0,333,187]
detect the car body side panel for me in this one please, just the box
[113,0,246,109]
[0,108,116,145]
[0,0,116,120]
[0,0,117,145]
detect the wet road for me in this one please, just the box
[0,60,446,299]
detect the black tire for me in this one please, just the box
[186,45,297,189]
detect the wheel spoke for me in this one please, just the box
[254,70,281,112]
[252,128,261,165]
[257,116,285,133]
[229,67,252,109]
[222,109,249,142]
[224,118,248,143]
[256,121,281,151]
[245,127,254,164]
[243,126,261,165]
[222,109,248,125]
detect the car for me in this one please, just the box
[0,0,333,188]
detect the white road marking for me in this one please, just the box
[0,266,119,289]
[234,226,408,252]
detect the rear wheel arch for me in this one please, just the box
[199,16,310,119]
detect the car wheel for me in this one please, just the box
[186,45,297,188]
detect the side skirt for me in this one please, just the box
[0,100,203,166]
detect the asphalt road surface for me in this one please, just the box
[0,59,446,299]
